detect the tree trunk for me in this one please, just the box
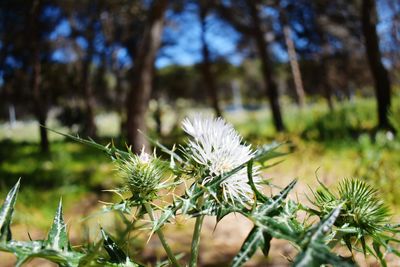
[81,17,97,137]
[248,1,285,132]
[33,48,49,153]
[322,58,334,111]
[279,10,306,107]
[154,96,162,136]
[30,0,49,153]
[361,0,392,129]
[199,2,222,117]
[115,70,125,135]
[282,25,306,107]
[111,49,126,136]
[126,0,168,153]
[324,81,335,112]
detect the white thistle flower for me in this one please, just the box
[182,116,261,204]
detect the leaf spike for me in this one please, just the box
[100,227,128,264]
[0,178,21,241]
[46,198,69,251]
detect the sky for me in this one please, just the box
[48,8,247,69]
[3,2,398,74]
[155,8,245,68]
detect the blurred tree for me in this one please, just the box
[61,0,124,137]
[284,0,364,109]
[126,0,168,152]
[199,0,223,117]
[110,48,128,130]
[217,0,286,132]
[157,65,203,101]
[277,4,306,107]
[72,2,100,137]
[361,0,392,129]
[0,1,75,152]
[97,1,145,134]
[30,0,48,152]
[248,1,285,131]
[0,1,22,122]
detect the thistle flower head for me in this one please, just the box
[182,116,260,204]
[312,178,390,233]
[117,147,166,199]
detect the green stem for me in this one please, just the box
[143,202,181,267]
[189,195,205,267]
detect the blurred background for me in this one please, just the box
[0,0,399,266]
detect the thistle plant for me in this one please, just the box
[0,115,399,267]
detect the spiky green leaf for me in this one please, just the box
[255,179,297,216]
[293,205,354,267]
[293,242,355,267]
[231,180,297,267]
[1,239,84,267]
[373,241,387,267]
[231,227,267,267]
[100,228,144,267]
[0,179,20,241]
[46,128,130,159]
[45,199,69,251]
[101,228,128,264]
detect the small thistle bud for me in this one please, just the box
[117,147,166,199]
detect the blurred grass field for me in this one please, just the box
[1,97,400,265]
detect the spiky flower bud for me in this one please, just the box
[117,148,166,199]
[312,178,390,232]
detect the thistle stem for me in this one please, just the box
[143,202,181,267]
[189,196,205,267]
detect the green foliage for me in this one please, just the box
[354,131,400,206]
[301,101,377,141]
[0,185,85,266]
[0,139,114,189]
[1,115,399,266]
[293,206,354,267]
[231,180,297,267]
[0,181,146,267]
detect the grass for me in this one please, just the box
[0,97,399,256]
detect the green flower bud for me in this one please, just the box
[117,148,166,199]
[312,178,390,232]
